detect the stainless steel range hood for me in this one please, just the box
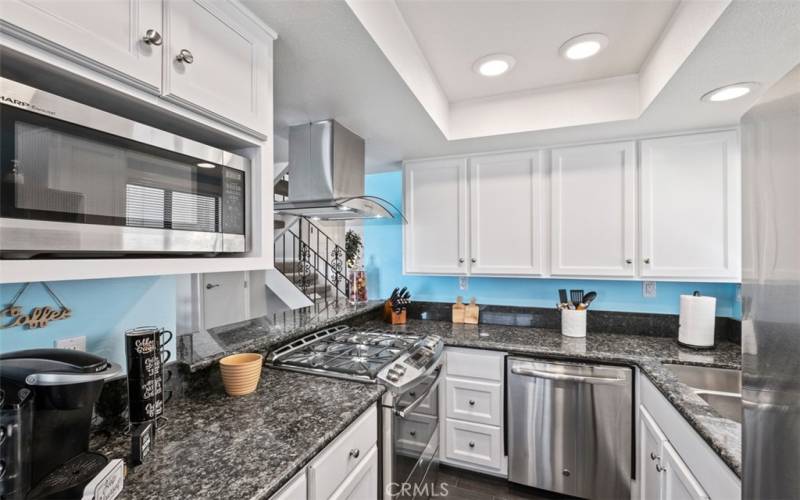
[274,120,404,222]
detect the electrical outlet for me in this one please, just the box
[643,281,657,298]
[459,276,469,291]
[56,336,86,351]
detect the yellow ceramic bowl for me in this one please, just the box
[219,353,263,396]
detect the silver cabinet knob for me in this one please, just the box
[471,258,477,263]
[644,258,651,264]
[625,258,633,264]
[176,49,194,64]
[656,463,666,472]
[143,29,162,46]
[409,430,416,437]
[206,283,220,290]
[349,448,360,459]
[468,399,475,406]
[468,441,475,448]
[562,469,571,477]
[650,452,659,461]
[458,258,465,263]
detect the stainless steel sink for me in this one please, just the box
[663,363,742,423]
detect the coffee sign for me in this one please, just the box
[0,282,72,330]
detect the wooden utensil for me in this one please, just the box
[464,297,479,324]
[452,296,466,323]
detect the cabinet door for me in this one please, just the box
[202,271,247,329]
[469,152,543,275]
[404,159,468,274]
[272,470,307,500]
[163,0,272,135]
[329,445,378,500]
[640,131,741,279]
[662,442,710,500]
[2,0,162,89]
[551,142,636,277]
[640,407,666,500]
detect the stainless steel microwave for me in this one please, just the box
[0,78,250,258]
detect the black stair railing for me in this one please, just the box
[274,217,349,303]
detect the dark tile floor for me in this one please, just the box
[437,465,571,500]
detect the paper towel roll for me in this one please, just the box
[678,294,716,348]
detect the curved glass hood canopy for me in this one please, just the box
[274,195,405,223]
[275,119,406,224]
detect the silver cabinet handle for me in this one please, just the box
[206,283,220,290]
[176,49,194,64]
[143,29,162,46]
[644,258,651,264]
[650,452,659,461]
[656,463,666,472]
[468,441,475,448]
[349,448,360,459]
[625,258,633,264]
[458,258,465,263]
[468,399,475,406]
[471,258,477,263]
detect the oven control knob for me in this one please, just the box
[392,364,406,374]
[387,373,400,382]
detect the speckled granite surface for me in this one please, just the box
[357,318,742,477]
[179,300,383,371]
[92,369,384,500]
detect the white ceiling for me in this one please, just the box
[395,0,679,102]
[243,0,800,172]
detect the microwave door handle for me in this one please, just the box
[395,367,442,419]
[510,366,625,385]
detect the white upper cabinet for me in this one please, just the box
[163,0,272,135]
[469,152,543,275]
[551,142,636,277]
[404,158,468,275]
[2,0,163,90]
[640,131,741,280]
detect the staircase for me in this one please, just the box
[268,165,350,312]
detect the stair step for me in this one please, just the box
[274,179,289,197]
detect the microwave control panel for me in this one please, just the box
[222,167,245,235]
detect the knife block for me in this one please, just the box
[383,300,407,325]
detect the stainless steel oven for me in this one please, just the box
[0,77,250,258]
[382,361,443,500]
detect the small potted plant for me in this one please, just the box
[345,230,367,303]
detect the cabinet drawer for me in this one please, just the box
[397,414,438,455]
[308,405,377,500]
[446,377,502,426]
[445,418,502,470]
[446,348,504,382]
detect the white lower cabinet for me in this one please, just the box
[272,470,307,500]
[273,404,378,500]
[440,348,506,475]
[639,374,740,500]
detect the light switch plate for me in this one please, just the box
[643,281,657,298]
[459,276,469,291]
[56,336,86,351]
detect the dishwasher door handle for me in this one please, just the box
[510,366,626,385]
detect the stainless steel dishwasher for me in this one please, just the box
[507,358,633,499]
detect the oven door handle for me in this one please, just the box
[395,366,442,419]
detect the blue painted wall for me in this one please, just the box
[364,171,741,318]
[0,276,177,372]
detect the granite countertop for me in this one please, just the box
[357,318,742,477]
[93,369,384,500]
[181,300,384,371]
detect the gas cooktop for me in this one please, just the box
[266,326,421,380]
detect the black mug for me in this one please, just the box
[125,327,173,424]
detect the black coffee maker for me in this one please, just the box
[0,349,121,500]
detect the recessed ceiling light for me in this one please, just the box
[473,54,516,77]
[701,82,759,102]
[196,162,216,169]
[559,33,609,60]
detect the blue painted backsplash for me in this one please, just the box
[364,171,741,318]
[0,276,177,372]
